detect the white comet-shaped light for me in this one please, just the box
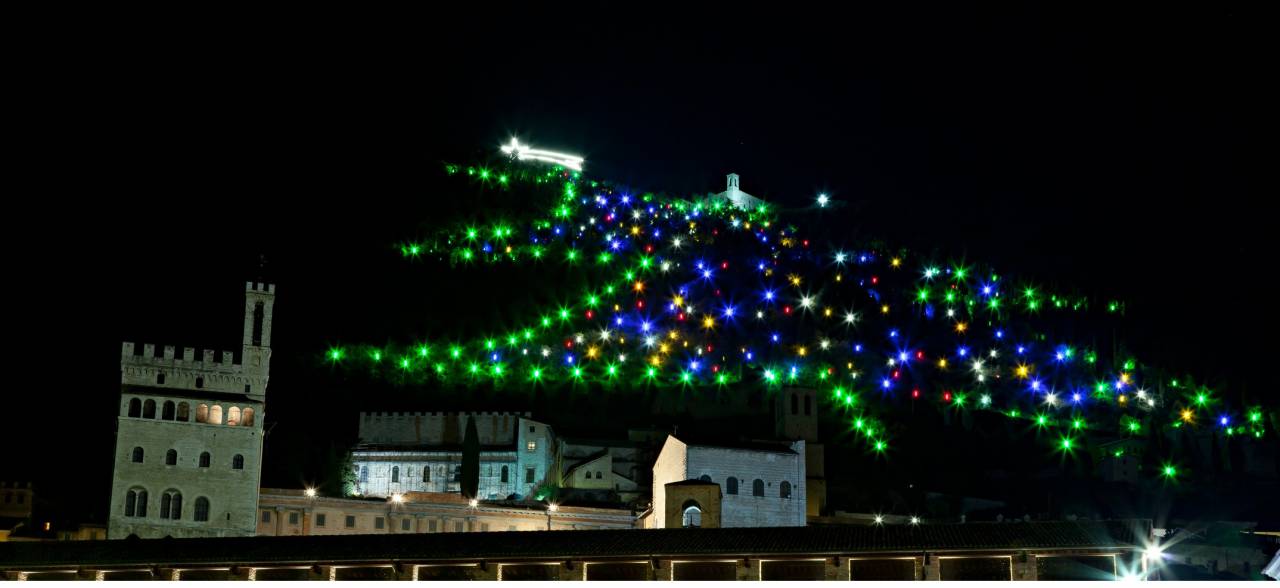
[500,138,584,171]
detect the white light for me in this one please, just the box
[548,503,559,512]
[1143,544,1163,561]
[873,515,884,525]
[800,295,814,309]
[500,138,584,171]
[817,194,829,207]
[844,311,859,325]
[468,498,478,508]
[304,488,317,498]
[910,516,920,525]
[671,237,682,249]
[390,493,404,504]
[1044,393,1058,407]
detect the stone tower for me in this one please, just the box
[107,282,275,539]
[775,387,827,517]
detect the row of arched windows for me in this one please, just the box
[131,447,245,470]
[368,464,513,488]
[700,475,793,499]
[790,392,812,416]
[124,488,210,522]
[126,398,255,427]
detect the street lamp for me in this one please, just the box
[546,503,558,531]
[304,487,317,498]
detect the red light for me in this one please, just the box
[636,300,645,309]
[803,240,810,247]
[944,391,953,402]
[585,310,594,319]
[644,244,654,253]
[916,351,924,360]
[565,340,574,348]
[677,313,686,321]
[892,370,900,379]
[721,261,728,270]
[912,389,920,398]
[712,229,719,236]
[871,276,879,284]
[712,365,720,373]
[784,306,792,315]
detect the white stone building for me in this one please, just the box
[107,282,275,539]
[351,412,555,501]
[712,173,766,211]
[650,435,806,528]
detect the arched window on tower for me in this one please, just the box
[131,447,145,463]
[780,480,792,499]
[790,393,798,415]
[165,491,182,520]
[194,497,210,522]
[391,466,400,483]
[752,479,765,497]
[196,404,209,423]
[681,500,702,528]
[241,407,255,426]
[165,449,177,466]
[143,399,156,419]
[177,403,190,422]
[162,401,175,420]
[127,398,141,417]
[126,488,148,517]
[199,452,211,468]
[251,301,265,346]
[699,474,712,483]
[423,466,432,484]
[804,394,811,416]
[209,405,223,425]
[232,454,245,470]
[227,406,241,426]
[726,477,739,495]
[135,489,148,517]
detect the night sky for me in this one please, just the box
[14,6,1269,524]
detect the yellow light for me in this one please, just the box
[798,347,808,357]
[835,274,842,282]
[824,307,833,317]
[630,226,640,235]
[881,305,890,314]
[703,316,715,329]
[1121,373,1131,384]
[505,245,512,253]
[938,358,948,368]
[1181,409,1193,423]
[305,488,317,498]
[650,355,662,366]
[633,281,644,292]
[1118,394,1127,404]
[789,274,802,286]
[955,322,967,333]
[891,257,902,267]
[1016,365,1029,378]
[669,330,680,340]
[673,295,684,306]
[659,344,669,354]
[586,346,599,359]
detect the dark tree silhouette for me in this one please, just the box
[461,415,479,499]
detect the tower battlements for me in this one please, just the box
[121,343,241,372]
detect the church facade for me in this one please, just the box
[107,282,275,539]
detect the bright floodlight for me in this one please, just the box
[873,515,884,525]
[817,193,829,207]
[390,493,405,504]
[548,503,559,512]
[1143,544,1164,561]
[468,498,479,508]
[500,138,584,171]
[910,516,921,525]
[304,488,317,498]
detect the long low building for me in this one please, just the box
[0,519,1152,581]
[255,489,635,535]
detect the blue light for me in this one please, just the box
[690,361,700,371]
[723,306,736,318]
[641,321,651,332]
[610,240,620,250]
[1030,379,1042,391]
[771,333,781,343]
[491,353,500,362]
[898,351,909,362]
[854,344,863,353]
[1055,352,1066,362]
[614,316,624,326]
[746,352,754,361]
[696,261,704,269]
[621,195,630,204]
[1017,346,1026,354]
[702,269,713,279]
[982,285,993,295]
[565,354,575,364]
[995,330,1004,339]
[482,243,493,253]
[859,255,868,263]
[757,262,766,271]
[1220,416,1229,426]
[554,227,563,235]
[881,379,891,390]
[764,290,776,301]
[1072,392,1082,403]
[889,329,899,338]
[958,346,970,357]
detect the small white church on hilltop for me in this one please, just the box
[712,173,766,211]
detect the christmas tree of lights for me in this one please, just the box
[324,142,1268,481]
